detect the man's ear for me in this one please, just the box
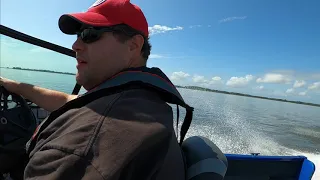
[128,34,144,54]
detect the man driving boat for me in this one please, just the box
[0,0,191,179]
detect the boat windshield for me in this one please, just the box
[1,0,319,179]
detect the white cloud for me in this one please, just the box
[212,76,221,81]
[256,73,291,84]
[209,76,223,85]
[189,25,202,28]
[268,69,320,81]
[254,85,264,90]
[286,88,294,94]
[308,82,320,90]
[219,16,247,23]
[247,75,254,81]
[226,75,254,88]
[191,75,223,86]
[148,25,183,35]
[170,71,190,81]
[293,80,306,88]
[192,75,208,83]
[149,54,164,59]
[299,91,307,96]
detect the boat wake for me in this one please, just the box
[182,122,319,179]
[173,90,318,179]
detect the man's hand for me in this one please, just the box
[0,76,21,94]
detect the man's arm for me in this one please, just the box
[0,77,77,112]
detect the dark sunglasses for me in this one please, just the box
[76,27,113,43]
[76,26,139,44]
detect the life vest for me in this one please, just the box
[27,66,194,155]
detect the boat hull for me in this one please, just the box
[224,154,315,180]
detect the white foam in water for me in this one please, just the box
[173,92,319,179]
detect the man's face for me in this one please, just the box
[72,30,142,90]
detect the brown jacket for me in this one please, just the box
[24,88,186,180]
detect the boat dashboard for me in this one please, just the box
[28,100,50,123]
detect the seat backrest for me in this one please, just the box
[181,136,228,180]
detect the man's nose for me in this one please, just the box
[72,37,85,52]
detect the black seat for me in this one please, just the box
[181,136,228,180]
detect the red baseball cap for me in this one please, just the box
[58,0,149,37]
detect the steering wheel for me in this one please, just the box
[0,86,37,176]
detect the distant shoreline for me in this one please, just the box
[176,85,320,108]
[0,66,76,76]
[2,66,319,107]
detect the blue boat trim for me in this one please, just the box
[299,158,316,180]
[225,154,307,161]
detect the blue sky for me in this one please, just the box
[1,0,320,103]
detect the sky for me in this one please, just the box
[1,0,320,103]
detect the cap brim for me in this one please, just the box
[58,12,122,34]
